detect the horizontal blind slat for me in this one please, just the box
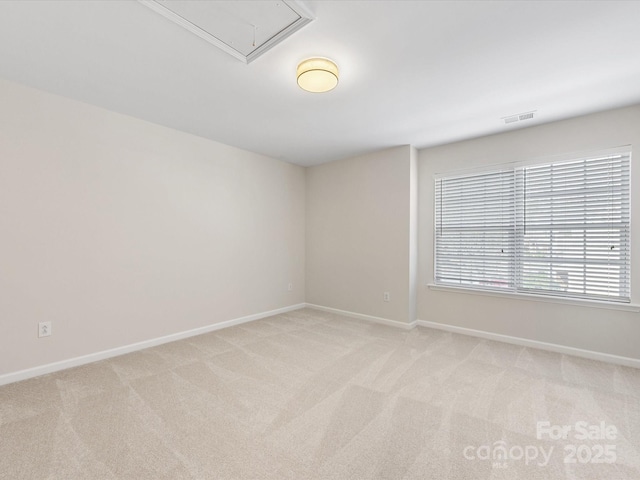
[435,152,630,302]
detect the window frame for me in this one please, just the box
[432,146,632,305]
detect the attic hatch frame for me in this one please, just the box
[138,0,315,64]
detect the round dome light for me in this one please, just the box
[296,57,339,93]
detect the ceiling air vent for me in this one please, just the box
[502,111,536,125]
[139,0,314,64]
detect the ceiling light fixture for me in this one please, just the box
[297,57,339,93]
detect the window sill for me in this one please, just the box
[427,284,640,313]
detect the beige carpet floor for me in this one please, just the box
[1,307,639,479]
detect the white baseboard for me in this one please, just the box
[0,303,306,386]
[4,302,636,386]
[417,319,640,369]
[305,303,416,330]
[305,303,640,368]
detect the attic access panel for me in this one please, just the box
[139,0,314,63]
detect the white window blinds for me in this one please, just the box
[435,151,631,303]
[435,170,515,290]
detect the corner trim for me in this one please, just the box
[417,319,640,369]
[0,303,306,386]
[305,303,416,330]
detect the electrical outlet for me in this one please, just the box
[288,283,293,291]
[38,321,52,338]
[383,292,390,302]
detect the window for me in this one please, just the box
[435,151,631,303]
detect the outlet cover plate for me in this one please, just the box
[38,321,52,338]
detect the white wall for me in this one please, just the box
[0,79,306,376]
[3,77,638,378]
[305,146,414,324]
[418,105,640,360]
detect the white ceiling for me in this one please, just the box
[1,0,639,166]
